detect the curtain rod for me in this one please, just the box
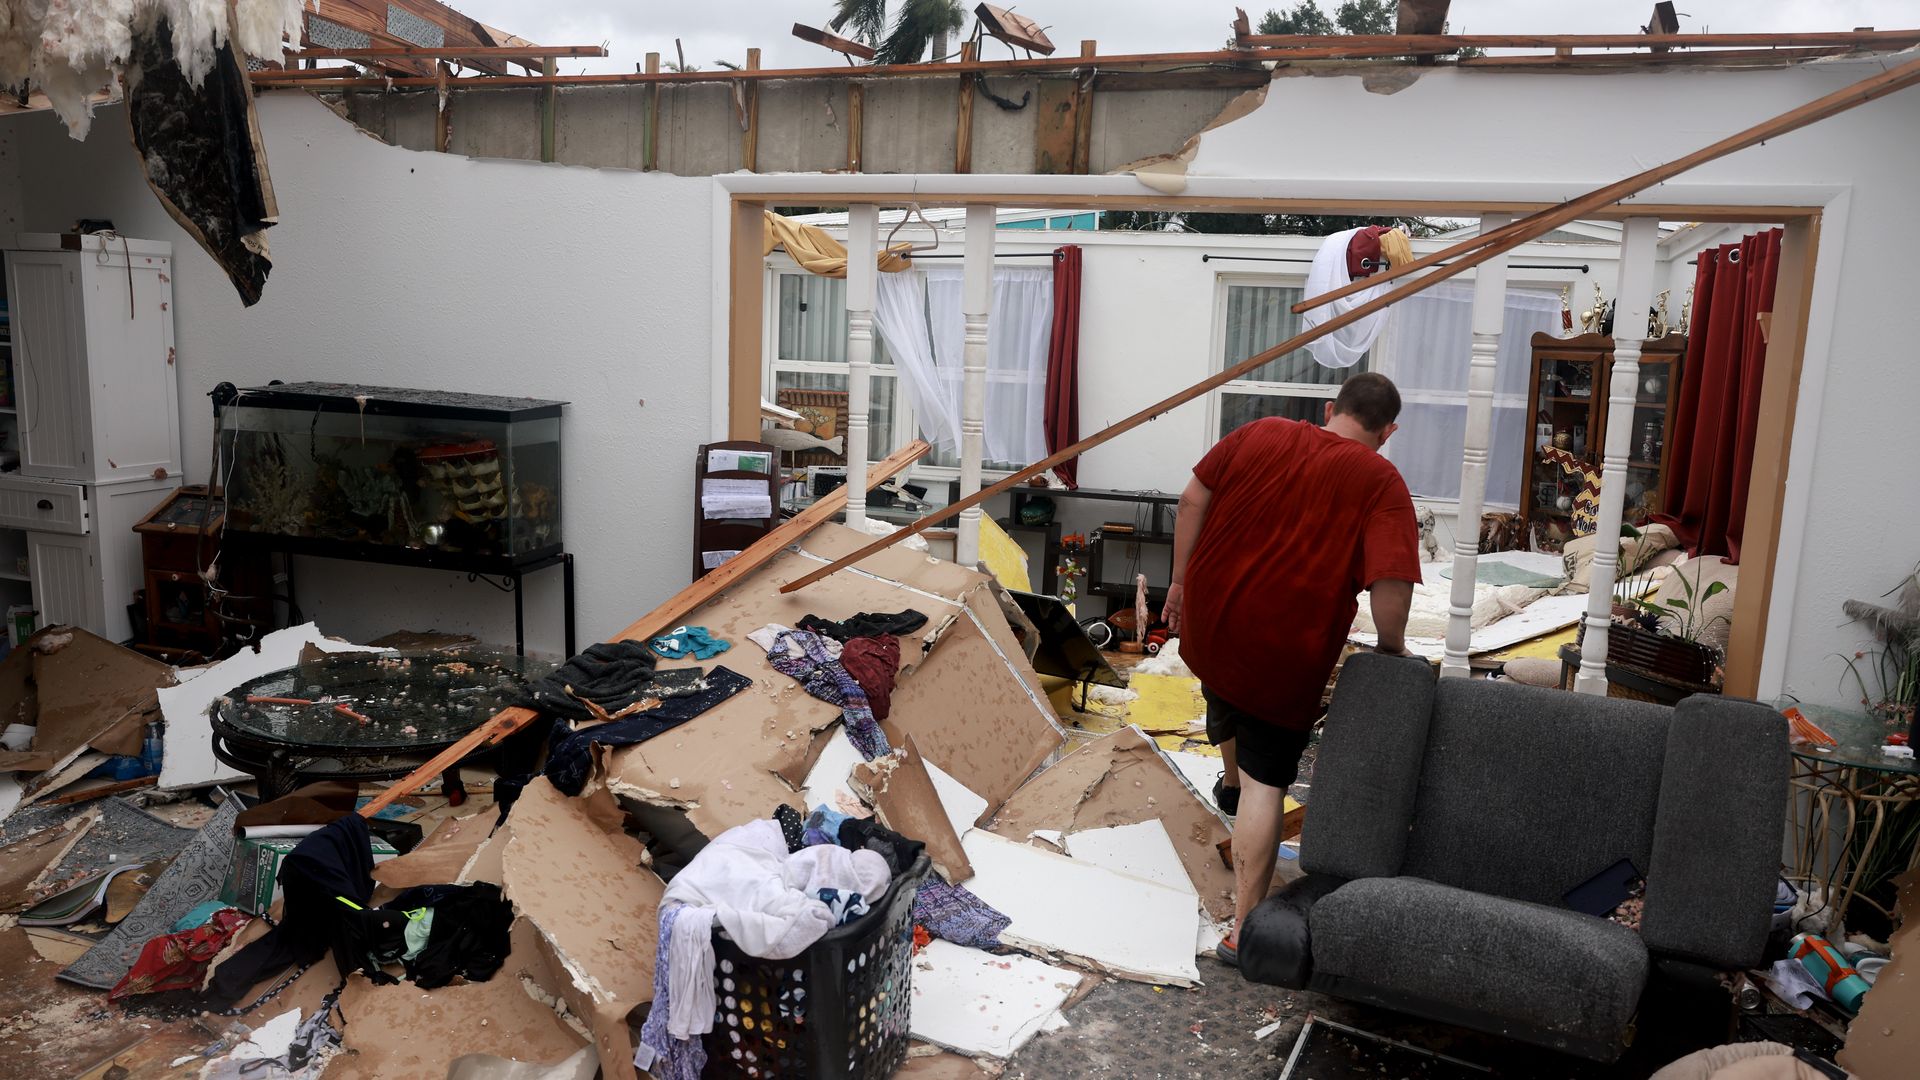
[1200,254,1591,273]
[909,251,1063,260]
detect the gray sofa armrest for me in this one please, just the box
[1300,652,1436,881]
[1238,874,1347,989]
[1641,695,1790,969]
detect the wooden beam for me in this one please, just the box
[1457,46,1860,69]
[1293,49,1920,314]
[644,53,660,171]
[955,42,977,173]
[793,22,877,61]
[539,57,556,162]
[434,62,452,153]
[1071,45,1097,175]
[1238,30,1920,51]
[290,45,608,60]
[774,53,1920,594]
[729,201,766,440]
[743,48,762,173]
[1033,78,1079,174]
[848,82,864,172]
[1724,216,1819,697]
[357,441,931,818]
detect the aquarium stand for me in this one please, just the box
[226,532,575,657]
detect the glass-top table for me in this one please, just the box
[210,647,553,799]
[1777,701,1920,926]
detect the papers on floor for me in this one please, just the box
[158,624,391,791]
[960,830,1201,986]
[909,940,1079,1058]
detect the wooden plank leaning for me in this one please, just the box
[359,439,932,817]
[1291,51,1920,315]
[779,53,1920,595]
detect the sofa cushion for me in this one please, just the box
[1311,876,1648,1052]
[1641,696,1789,969]
[1399,678,1670,906]
[1301,653,1437,882]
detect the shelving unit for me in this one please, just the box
[1520,331,1687,551]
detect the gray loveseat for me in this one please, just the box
[1240,653,1788,1063]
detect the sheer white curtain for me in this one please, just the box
[1375,282,1561,505]
[876,266,1054,468]
[873,271,956,456]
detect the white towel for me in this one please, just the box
[1300,227,1392,369]
[665,905,718,1039]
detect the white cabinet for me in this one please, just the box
[6,234,180,485]
[1,234,181,644]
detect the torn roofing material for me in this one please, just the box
[988,726,1236,921]
[602,524,1061,838]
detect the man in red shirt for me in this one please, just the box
[1163,372,1420,963]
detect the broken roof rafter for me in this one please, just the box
[1232,29,1920,54]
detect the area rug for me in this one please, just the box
[58,797,240,989]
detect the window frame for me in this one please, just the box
[1207,272,1364,443]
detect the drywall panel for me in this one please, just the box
[909,939,1079,1058]
[1063,820,1193,894]
[9,94,716,657]
[961,829,1200,986]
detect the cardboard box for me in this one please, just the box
[220,832,399,913]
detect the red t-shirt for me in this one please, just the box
[1180,418,1421,729]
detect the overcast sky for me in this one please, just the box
[450,1,1917,75]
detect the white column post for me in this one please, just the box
[1575,217,1661,695]
[843,204,878,529]
[957,204,994,567]
[1442,214,1513,679]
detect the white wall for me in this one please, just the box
[6,95,715,655]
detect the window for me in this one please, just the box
[1215,280,1365,439]
[770,271,900,463]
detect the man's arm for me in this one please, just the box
[1368,578,1415,656]
[1163,475,1212,634]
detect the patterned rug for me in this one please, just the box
[59,798,240,989]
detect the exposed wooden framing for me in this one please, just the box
[955,42,978,174]
[358,440,934,817]
[1724,216,1819,698]
[792,23,878,62]
[1071,42,1097,175]
[848,82,865,172]
[645,53,661,171]
[434,62,452,152]
[1034,79,1080,174]
[1442,213,1512,678]
[735,192,1816,223]
[1457,46,1862,69]
[1293,49,1920,313]
[743,48,762,173]
[1575,218,1660,695]
[729,201,767,440]
[1235,30,1920,51]
[539,58,557,163]
[290,45,607,60]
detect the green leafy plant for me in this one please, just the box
[1628,570,1729,645]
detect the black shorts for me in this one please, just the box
[1203,688,1312,791]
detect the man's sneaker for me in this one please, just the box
[1215,936,1239,967]
[1213,776,1240,817]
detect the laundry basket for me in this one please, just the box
[703,853,932,1078]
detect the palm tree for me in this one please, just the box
[830,0,967,65]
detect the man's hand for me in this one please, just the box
[1367,577,1415,658]
[1163,582,1185,634]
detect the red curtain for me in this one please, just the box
[1657,228,1782,562]
[1044,245,1083,488]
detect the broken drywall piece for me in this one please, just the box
[799,725,869,817]
[1063,820,1194,895]
[1166,751,1225,814]
[500,777,662,1080]
[1838,867,1920,1080]
[374,812,492,890]
[988,727,1236,922]
[158,624,389,791]
[0,775,23,825]
[961,830,1201,986]
[909,939,1080,1058]
[228,1008,301,1062]
[852,734,973,884]
[925,755,989,836]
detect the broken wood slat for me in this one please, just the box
[289,45,609,60]
[955,42,977,173]
[644,53,661,171]
[1236,30,1920,51]
[1071,69,1096,174]
[42,776,158,806]
[434,62,452,152]
[779,52,1920,594]
[1033,79,1080,174]
[1292,48,1920,315]
[792,23,877,62]
[359,440,931,818]
[848,82,864,171]
[743,49,762,173]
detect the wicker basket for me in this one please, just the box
[1558,642,1719,705]
[1581,619,1719,685]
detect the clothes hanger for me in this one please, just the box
[883,204,943,255]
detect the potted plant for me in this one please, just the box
[1839,561,1920,744]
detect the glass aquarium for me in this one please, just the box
[222,383,565,563]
